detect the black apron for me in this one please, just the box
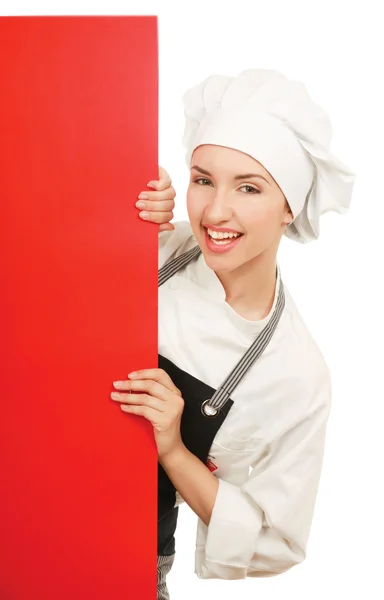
[157,246,285,556]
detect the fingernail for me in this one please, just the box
[138,193,148,200]
[136,201,146,209]
[111,392,120,399]
[128,372,138,378]
[139,211,149,220]
[147,181,157,189]
[113,381,123,388]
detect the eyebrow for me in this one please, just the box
[191,165,271,186]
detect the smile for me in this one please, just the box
[204,227,243,253]
[207,228,242,242]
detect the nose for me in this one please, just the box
[203,188,233,223]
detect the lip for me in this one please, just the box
[203,224,243,234]
[203,226,243,254]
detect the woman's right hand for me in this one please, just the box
[136,166,176,232]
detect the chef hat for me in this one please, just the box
[182,69,355,243]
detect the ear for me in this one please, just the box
[283,202,294,226]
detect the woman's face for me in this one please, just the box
[187,144,293,274]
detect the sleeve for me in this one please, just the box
[158,220,196,269]
[196,372,332,580]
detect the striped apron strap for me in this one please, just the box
[205,280,285,415]
[158,245,202,287]
[157,244,286,417]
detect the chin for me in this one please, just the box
[201,251,241,273]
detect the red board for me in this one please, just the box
[0,16,158,599]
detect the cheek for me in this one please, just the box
[237,200,284,248]
[239,200,280,230]
[186,187,206,220]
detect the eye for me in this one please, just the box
[239,185,260,194]
[193,177,213,186]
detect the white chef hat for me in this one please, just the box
[182,69,355,243]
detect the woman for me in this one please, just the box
[110,70,355,599]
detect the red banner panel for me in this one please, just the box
[0,16,158,599]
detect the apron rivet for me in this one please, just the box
[201,400,218,417]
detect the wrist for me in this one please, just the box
[159,441,187,468]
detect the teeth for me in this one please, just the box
[210,239,232,245]
[207,228,241,239]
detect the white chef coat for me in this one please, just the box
[158,221,331,580]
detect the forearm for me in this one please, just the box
[159,443,219,526]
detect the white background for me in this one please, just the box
[4,1,384,599]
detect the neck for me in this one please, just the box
[215,250,278,321]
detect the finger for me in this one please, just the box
[120,404,160,424]
[126,369,182,396]
[136,198,175,212]
[159,223,175,232]
[147,166,172,191]
[114,379,176,403]
[138,187,176,203]
[120,404,171,433]
[111,391,165,411]
[158,166,172,190]
[139,211,174,224]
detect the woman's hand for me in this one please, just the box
[136,166,176,232]
[111,368,185,460]
[111,369,219,527]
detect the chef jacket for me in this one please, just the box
[158,221,331,580]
